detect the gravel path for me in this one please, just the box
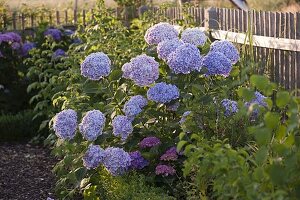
[0,143,57,200]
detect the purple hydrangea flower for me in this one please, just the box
[79,110,106,141]
[155,164,176,176]
[81,52,111,80]
[103,147,132,176]
[179,111,191,124]
[129,151,149,170]
[83,145,106,169]
[53,109,77,140]
[21,42,36,56]
[167,43,202,74]
[139,136,161,148]
[157,39,184,61]
[122,54,159,86]
[202,51,232,77]
[47,198,55,200]
[221,99,239,116]
[160,147,178,161]
[11,42,21,50]
[0,32,22,43]
[123,95,148,118]
[144,22,179,45]
[0,51,4,58]
[112,115,133,140]
[181,28,207,46]
[44,28,62,41]
[147,82,179,104]
[52,49,66,59]
[210,40,240,64]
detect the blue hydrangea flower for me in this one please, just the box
[53,109,77,140]
[44,28,62,41]
[245,91,267,119]
[129,151,149,170]
[21,42,36,56]
[144,22,179,45]
[179,111,191,124]
[79,110,106,141]
[103,147,132,176]
[83,145,106,169]
[123,95,148,118]
[0,32,22,43]
[202,51,232,77]
[147,82,179,104]
[157,39,184,61]
[210,40,240,64]
[167,43,202,74]
[122,54,159,86]
[221,99,239,116]
[181,28,207,46]
[81,52,111,80]
[112,115,133,140]
[52,49,66,59]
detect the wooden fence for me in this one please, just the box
[1,7,300,92]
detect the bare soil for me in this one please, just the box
[0,143,57,200]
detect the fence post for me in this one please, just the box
[204,7,219,29]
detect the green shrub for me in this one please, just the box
[0,110,45,142]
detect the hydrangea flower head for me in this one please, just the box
[21,42,36,56]
[221,99,239,116]
[83,145,106,169]
[81,52,111,80]
[155,164,176,176]
[79,110,106,141]
[122,54,159,86]
[144,22,179,45]
[103,147,132,176]
[167,43,202,74]
[112,115,133,140]
[203,51,232,77]
[181,28,207,46]
[123,95,148,118]
[139,136,161,148]
[245,91,267,119]
[129,151,149,170]
[52,49,66,59]
[160,147,178,161]
[179,111,191,124]
[210,40,240,64]
[157,39,184,61]
[147,82,179,104]
[0,32,22,43]
[53,109,77,140]
[44,28,62,41]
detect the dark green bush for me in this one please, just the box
[0,110,47,142]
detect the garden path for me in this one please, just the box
[0,143,56,200]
